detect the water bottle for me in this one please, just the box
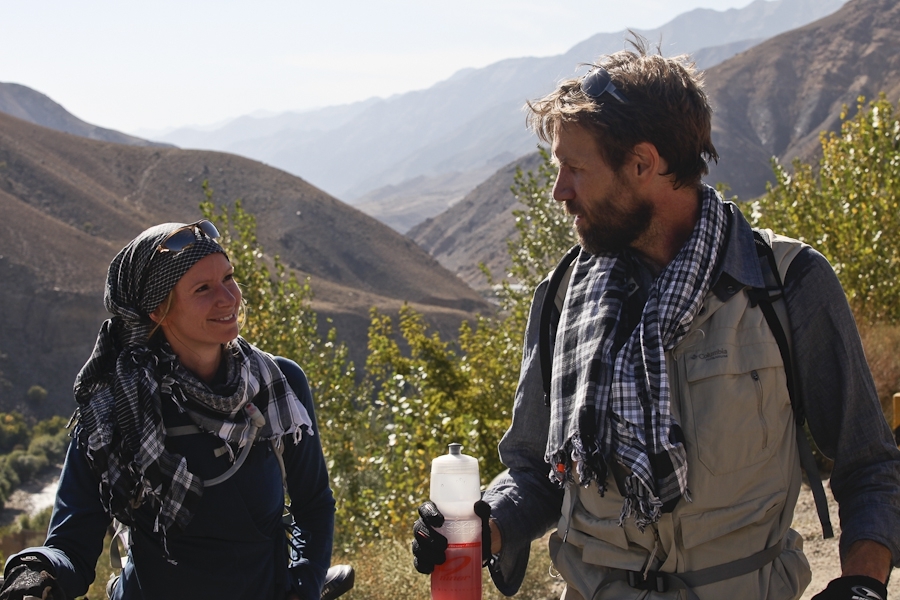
[429,443,482,600]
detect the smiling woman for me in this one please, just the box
[0,220,335,600]
[151,252,243,382]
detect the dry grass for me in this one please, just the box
[859,323,900,424]
[337,534,563,600]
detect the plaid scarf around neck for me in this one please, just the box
[546,185,727,529]
[74,333,313,559]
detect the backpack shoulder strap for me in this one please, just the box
[539,245,581,406]
[750,229,834,539]
[273,356,316,492]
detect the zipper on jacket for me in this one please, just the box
[751,370,768,449]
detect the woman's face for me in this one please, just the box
[151,253,242,363]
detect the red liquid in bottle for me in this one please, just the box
[430,541,482,600]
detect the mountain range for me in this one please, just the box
[2,0,892,415]
[152,0,846,232]
[412,0,900,289]
[0,110,486,418]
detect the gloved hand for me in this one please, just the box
[811,575,887,600]
[412,500,447,574]
[0,555,66,600]
[412,500,495,573]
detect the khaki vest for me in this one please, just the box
[549,234,813,600]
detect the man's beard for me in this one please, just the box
[574,195,654,256]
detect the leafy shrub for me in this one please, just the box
[0,413,30,454]
[26,386,48,403]
[28,433,70,464]
[7,450,49,482]
[751,95,900,325]
[32,416,69,438]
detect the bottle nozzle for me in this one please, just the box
[448,443,463,455]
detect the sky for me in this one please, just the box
[1,0,760,135]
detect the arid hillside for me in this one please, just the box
[409,153,543,289]
[0,111,488,417]
[0,82,168,148]
[706,0,900,198]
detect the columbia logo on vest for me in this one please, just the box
[691,348,728,361]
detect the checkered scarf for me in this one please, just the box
[72,222,313,559]
[547,185,727,529]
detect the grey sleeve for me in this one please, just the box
[783,247,900,566]
[482,279,565,595]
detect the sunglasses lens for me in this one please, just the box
[196,220,220,240]
[581,67,627,104]
[161,229,197,252]
[581,69,612,98]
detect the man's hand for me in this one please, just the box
[413,500,499,573]
[412,501,448,574]
[810,575,887,600]
[0,556,65,600]
[812,540,892,600]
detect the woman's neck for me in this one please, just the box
[176,345,224,383]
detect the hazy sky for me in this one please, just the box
[1,0,761,134]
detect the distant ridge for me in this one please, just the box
[412,0,898,287]
[0,82,170,148]
[0,112,487,417]
[153,0,845,231]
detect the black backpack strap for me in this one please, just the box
[749,230,834,539]
[539,245,581,406]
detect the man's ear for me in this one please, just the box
[630,142,661,180]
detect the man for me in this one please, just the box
[413,40,900,599]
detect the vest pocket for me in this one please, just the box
[682,341,786,475]
[679,489,786,549]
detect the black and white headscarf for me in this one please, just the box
[73,222,313,557]
[547,185,727,529]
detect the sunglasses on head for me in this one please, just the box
[138,220,222,306]
[156,219,221,254]
[580,67,629,104]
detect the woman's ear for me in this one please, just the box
[149,307,163,324]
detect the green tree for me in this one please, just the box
[750,95,900,324]
[26,385,47,404]
[354,147,569,540]
[502,146,575,305]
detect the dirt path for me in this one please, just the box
[0,467,60,528]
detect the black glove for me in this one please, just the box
[412,500,447,574]
[811,575,887,600]
[412,500,495,573]
[0,555,66,600]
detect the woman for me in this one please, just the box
[0,220,335,599]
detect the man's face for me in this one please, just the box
[551,122,653,255]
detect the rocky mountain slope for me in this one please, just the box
[409,153,543,289]
[706,0,900,198]
[412,0,897,289]
[0,82,168,148]
[0,111,487,418]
